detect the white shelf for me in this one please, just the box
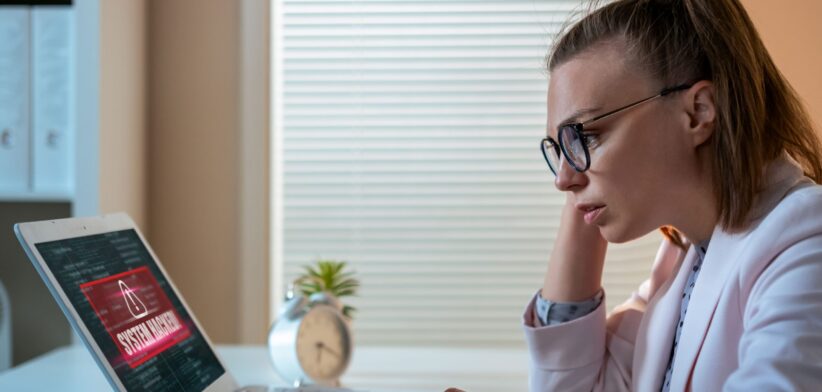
[0,190,73,203]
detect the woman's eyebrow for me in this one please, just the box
[554,107,603,130]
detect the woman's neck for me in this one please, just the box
[672,163,718,245]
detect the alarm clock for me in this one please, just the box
[267,289,353,388]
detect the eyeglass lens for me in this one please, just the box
[541,139,560,174]
[559,126,587,171]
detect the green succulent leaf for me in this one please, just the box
[342,305,357,320]
[296,259,360,320]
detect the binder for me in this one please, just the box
[0,7,31,192]
[32,7,72,193]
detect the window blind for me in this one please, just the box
[276,0,661,347]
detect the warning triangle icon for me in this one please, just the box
[119,280,149,319]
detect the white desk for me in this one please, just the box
[0,345,529,391]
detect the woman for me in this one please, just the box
[523,0,822,391]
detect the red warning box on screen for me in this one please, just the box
[80,266,191,368]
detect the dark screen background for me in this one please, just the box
[35,229,225,392]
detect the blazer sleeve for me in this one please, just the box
[724,234,822,391]
[523,289,646,392]
[522,238,687,392]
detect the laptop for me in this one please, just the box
[14,212,348,392]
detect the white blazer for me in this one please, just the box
[522,156,822,391]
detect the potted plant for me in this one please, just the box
[296,260,360,320]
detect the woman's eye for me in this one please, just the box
[582,133,600,148]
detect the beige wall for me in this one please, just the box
[146,0,270,344]
[99,0,148,230]
[147,0,243,343]
[743,0,822,133]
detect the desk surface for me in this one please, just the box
[0,345,529,392]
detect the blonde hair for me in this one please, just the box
[549,0,822,238]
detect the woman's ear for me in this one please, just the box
[683,80,716,147]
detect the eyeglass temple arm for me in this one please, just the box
[659,83,693,96]
[581,83,693,126]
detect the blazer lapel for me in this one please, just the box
[633,246,698,392]
[667,226,739,391]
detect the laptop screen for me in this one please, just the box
[35,229,225,392]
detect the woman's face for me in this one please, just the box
[547,42,699,243]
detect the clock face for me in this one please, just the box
[295,304,351,382]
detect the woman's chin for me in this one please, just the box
[599,224,646,244]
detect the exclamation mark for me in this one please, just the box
[119,280,149,319]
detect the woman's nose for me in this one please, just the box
[554,157,587,191]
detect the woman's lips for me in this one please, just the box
[578,205,605,224]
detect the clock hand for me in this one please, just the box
[320,344,340,358]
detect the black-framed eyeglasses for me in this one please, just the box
[540,83,692,176]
